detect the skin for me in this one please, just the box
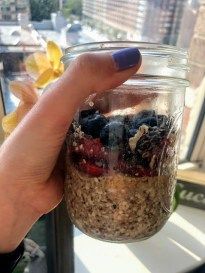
[0,51,141,253]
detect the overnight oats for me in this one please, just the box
[62,42,188,242]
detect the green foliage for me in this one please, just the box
[13,260,27,273]
[173,183,181,211]
[27,217,46,246]
[30,0,59,21]
[63,0,82,19]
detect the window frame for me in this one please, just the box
[46,202,74,273]
[188,99,205,163]
[0,11,205,271]
[0,82,5,143]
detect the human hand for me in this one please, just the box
[0,48,141,252]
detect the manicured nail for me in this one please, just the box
[112,48,141,71]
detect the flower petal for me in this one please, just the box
[9,81,38,104]
[47,41,63,70]
[16,102,34,122]
[2,111,18,135]
[55,62,64,75]
[34,68,54,88]
[25,52,51,79]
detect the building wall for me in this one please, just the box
[177,0,199,49]
[82,0,188,45]
[83,0,139,34]
[189,1,205,88]
[0,0,30,21]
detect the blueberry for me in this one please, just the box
[108,115,125,123]
[136,110,156,119]
[126,128,138,138]
[130,117,138,128]
[132,117,157,129]
[100,121,125,148]
[79,109,98,120]
[81,114,108,138]
[132,114,171,131]
[131,110,156,128]
[139,117,157,127]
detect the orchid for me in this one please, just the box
[2,41,64,137]
[25,41,64,88]
[2,81,38,137]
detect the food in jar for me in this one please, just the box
[65,108,178,242]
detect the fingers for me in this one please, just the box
[0,48,141,183]
[65,48,142,93]
[10,48,141,144]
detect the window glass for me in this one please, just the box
[13,217,48,273]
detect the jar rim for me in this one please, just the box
[62,41,187,59]
[62,41,189,83]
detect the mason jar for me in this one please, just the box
[62,42,188,242]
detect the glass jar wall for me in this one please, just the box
[62,42,188,242]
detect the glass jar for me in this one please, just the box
[62,42,188,242]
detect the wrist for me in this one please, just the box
[0,184,42,253]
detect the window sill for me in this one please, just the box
[74,205,205,273]
[177,165,205,186]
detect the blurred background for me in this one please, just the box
[0,1,205,273]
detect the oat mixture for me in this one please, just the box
[65,109,178,242]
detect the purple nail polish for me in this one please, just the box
[112,47,141,71]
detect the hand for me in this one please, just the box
[0,48,141,252]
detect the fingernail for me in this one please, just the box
[112,48,141,71]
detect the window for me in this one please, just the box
[0,1,205,273]
[78,0,205,164]
[3,14,11,20]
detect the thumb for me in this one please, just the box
[33,47,141,129]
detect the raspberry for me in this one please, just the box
[73,137,108,160]
[79,160,106,177]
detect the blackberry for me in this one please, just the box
[156,115,172,129]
